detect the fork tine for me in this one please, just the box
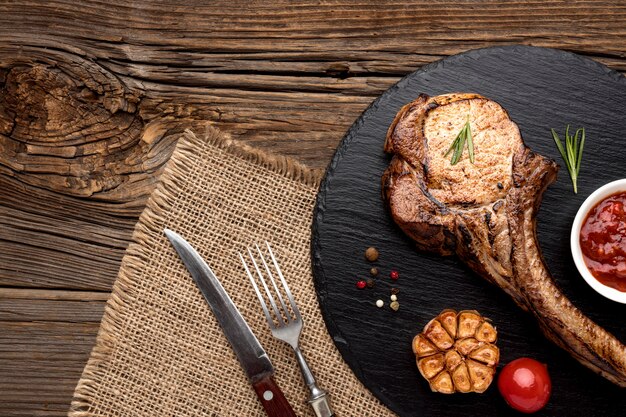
[246,247,285,326]
[256,243,293,322]
[239,252,274,329]
[266,242,301,319]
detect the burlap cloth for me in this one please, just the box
[69,127,396,416]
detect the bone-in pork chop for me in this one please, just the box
[382,93,626,386]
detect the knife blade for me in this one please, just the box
[164,229,296,417]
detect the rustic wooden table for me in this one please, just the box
[1,1,626,415]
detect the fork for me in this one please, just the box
[240,243,334,417]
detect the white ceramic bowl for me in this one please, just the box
[571,179,626,303]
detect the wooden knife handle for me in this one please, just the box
[252,374,297,417]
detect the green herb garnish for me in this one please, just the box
[551,125,585,194]
[444,115,474,165]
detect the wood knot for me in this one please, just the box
[0,50,175,199]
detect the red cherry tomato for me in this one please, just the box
[498,358,551,413]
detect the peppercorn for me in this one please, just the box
[370,267,379,276]
[365,247,379,262]
[376,299,384,308]
[390,294,397,302]
[391,287,400,295]
[390,300,400,311]
[356,280,367,289]
[390,270,399,280]
[366,278,375,288]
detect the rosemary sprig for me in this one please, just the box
[551,125,585,194]
[444,115,475,165]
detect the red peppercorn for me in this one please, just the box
[390,270,399,280]
[356,280,367,289]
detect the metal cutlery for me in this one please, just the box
[240,243,334,417]
[164,229,296,417]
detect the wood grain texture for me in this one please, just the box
[2,1,626,416]
[252,375,298,417]
[0,290,104,416]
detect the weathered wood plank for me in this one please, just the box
[0,293,104,417]
[0,288,107,322]
[0,175,139,290]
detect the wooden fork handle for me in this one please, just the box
[252,374,297,417]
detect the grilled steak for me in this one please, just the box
[382,93,626,386]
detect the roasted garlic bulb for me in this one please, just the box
[412,309,499,394]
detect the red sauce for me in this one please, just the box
[580,191,626,292]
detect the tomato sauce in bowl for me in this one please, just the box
[579,191,626,292]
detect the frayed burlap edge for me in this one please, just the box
[69,126,324,416]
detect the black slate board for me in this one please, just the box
[311,45,626,417]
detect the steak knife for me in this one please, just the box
[164,229,296,417]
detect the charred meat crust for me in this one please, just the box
[382,155,456,255]
[382,93,626,386]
